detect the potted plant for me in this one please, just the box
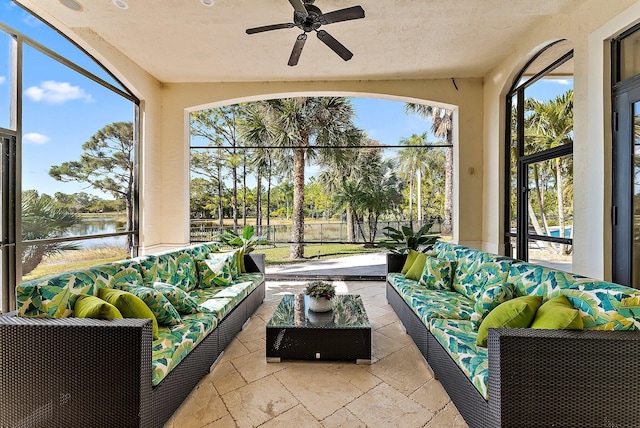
[378,223,439,272]
[304,280,336,313]
[214,225,271,273]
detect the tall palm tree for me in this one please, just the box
[398,133,429,226]
[404,103,454,234]
[525,90,574,254]
[247,97,361,259]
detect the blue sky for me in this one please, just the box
[1,0,574,198]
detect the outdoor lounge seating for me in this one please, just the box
[386,241,640,428]
[0,243,265,428]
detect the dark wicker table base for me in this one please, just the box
[266,294,371,364]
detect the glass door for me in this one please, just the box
[612,87,640,288]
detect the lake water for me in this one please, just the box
[67,217,127,248]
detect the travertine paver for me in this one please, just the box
[165,280,468,428]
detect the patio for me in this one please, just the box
[165,280,467,428]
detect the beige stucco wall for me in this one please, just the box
[157,80,484,252]
[482,0,640,280]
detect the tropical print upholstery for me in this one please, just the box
[197,259,234,288]
[388,273,474,323]
[508,262,640,330]
[17,263,143,318]
[409,289,475,324]
[471,282,516,327]
[153,282,201,315]
[429,318,489,399]
[420,256,454,290]
[208,250,240,278]
[152,312,218,386]
[124,285,182,326]
[193,296,236,319]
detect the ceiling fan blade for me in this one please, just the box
[288,33,307,66]
[246,23,295,34]
[289,0,308,18]
[316,30,353,61]
[320,5,365,25]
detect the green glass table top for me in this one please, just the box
[267,294,370,329]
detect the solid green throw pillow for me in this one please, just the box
[401,249,420,274]
[99,288,159,339]
[531,295,583,330]
[405,253,428,281]
[476,295,543,347]
[75,294,123,319]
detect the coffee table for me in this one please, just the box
[266,294,371,364]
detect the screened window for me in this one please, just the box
[1,3,139,310]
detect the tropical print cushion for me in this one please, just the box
[17,270,101,318]
[454,256,513,301]
[429,318,489,399]
[153,282,201,315]
[188,242,220,262]
[387,272,419,295]
[470,282,515,327]
[211,281,254,304]
[420,256,454,290]
[16,263,142,318]
[124,285,182,326]
[408,289,475,324]
[107,266,145,290]
[152,312,218,386]
[208,251,239,278]
[134,255,160,285]
[174,252,198,291]
[193,295,236,319]
[509,262,640,330]
[197,259,233,288]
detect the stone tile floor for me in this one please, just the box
[164,280,468,428]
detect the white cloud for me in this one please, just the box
[23,133,51,145]
[0,76,5,85]
[550,78,572,86]
[24,80,94,104]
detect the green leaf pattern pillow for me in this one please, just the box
[419,256,454,290]
[153,282,200,315]
[197,259,233,288]
[471,282,515,327]
[124,285,182,326]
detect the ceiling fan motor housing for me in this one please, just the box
[295,4,322,32]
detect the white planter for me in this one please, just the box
[307,296,333,312]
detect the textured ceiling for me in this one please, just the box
[16,0,576,83]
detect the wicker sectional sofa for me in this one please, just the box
[386,241,640,428]
[0,242,265,428]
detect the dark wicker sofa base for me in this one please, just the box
[386,281,640,428]
[0,280,265,428]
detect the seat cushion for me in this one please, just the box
[152,312,218,386]
[429,318,489,400]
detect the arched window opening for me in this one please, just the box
[505,40,574,271]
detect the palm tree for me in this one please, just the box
[317,135,375,243]
[404,104,454,235]
[398,133,430,226]
[246,97,361,259]
[21,191,80,275]
[525,90,574,254]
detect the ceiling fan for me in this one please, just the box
[246,0,365,66]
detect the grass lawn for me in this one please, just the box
[257,243,383,266]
